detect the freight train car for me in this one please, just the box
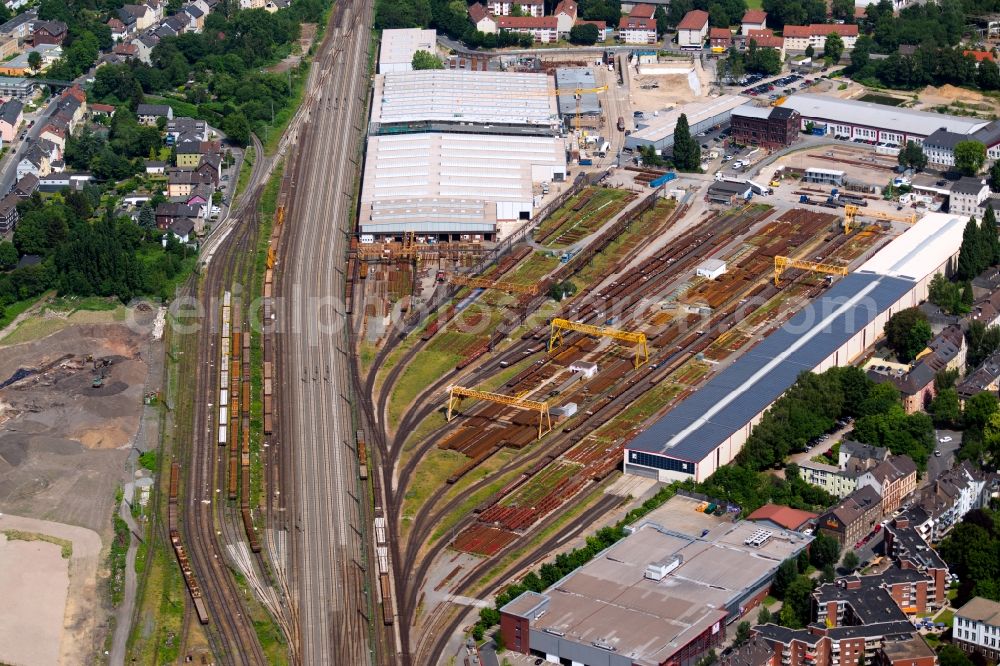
[379,573,393,626]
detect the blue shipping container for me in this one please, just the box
[649,173,677,188]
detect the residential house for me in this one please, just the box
[957,352,1000,401]
[175,139,219,168]
[950,176,991,213]
[0,98,22,142]
[900,462,986,542]
[964,50,995,65]
[553,0,577,38]
[745,504,817,532]
[954,597,1000,662]
[710,27,732,51]
[677,9,709,49]
[495,16,559,43]
[11,172,37,197]
[618,13,657,44]
[38,124,66,159]
[782,24,858,51]
[857,455,917,517]
[115,9,137,36]
[0,75,34,101]
[468,3,497,34]
[838,441,890,469]
[815,566,943,620]
[112,42,139,59]
[886,324,965,412]
[0,34,18,59]
[741,9,767,35]
[165,117,208,142]
[144,0,167,22]
[239,0,265,9]
[134,35,158,65]
[923,128,965,169]
[0,192,19,234]
[37,172,92,192]
[108,17,128,41]
[0,44,61,76]
[168,217,194,243]
[883,517,949,609]
[971,288,1000,328]
[195,153,221,184]
[575,19,610,41]
[817,484,882,547]
[182,4,205,32]
[263,0,290,12]
[0,9,36,46]
[137,103,173,126]
[31,20,67,45]
[799,459,862,498]
[166,168,213,197]
[145,160,166,175]
[54,86,86,132]
[155,201,199,229]
[485,0,544,17]
[718,638,773,666]
[16,141,48,179]
[121,4,155,31]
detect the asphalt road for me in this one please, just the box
[279,0,374,663]
[928,429,961,482]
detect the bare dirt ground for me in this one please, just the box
[0,514,103,666]
[0,310,156,664]
[912,84,1000,116]
[268,22,318,73]
[629,59,712,111]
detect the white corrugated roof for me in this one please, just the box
[379,28,437,69]
[857,212,966,281]
[631,95,746,142]
[371,70,558,128]
[781,93,987,138]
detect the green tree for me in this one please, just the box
[824,33,845,62]
[0,240,16,269]
[222,111,251,147]
[734,621,751,647]
[27,50,42,73]
[757,606,773,624]
[804,44,814,59]
[781,575,815,628]
[939,645,974,666]
[964,390,1000,429]
[569,23,600,45]
[978,59,1000,90]
[411,49,443,69]
[955,140,987,175]
[983,206,1000,265]
[857,652,866,666]
[930,388,962,427]
[990,160,1000,193]
[137,204,156,231]
[809,533,841,569]
[831,0,855,21]
[884,307,932,362]
[821,563,836,583]
[957,216,985,281]
[966,320,1000,370]
[841,550,859,571]
[671,113,701,172]
[897,141,927,171]
[772,558,799,599]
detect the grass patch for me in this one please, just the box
[2,529,73,558]
[402,409,448,453]
[936,609,954,626]
[234,143,257,204]
[429,468,523,545]
[401,448,468,518]
[387,348,462,430]
[109,512,130,606]
[262,68,307,156]
[506,252,561,284]
[0,293,48,332]
[764,595,778,606]
[138,451,158,471]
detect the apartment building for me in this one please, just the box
[954,597,1000,661]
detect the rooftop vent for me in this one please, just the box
[744,528,774,548]
[645,555,682,581]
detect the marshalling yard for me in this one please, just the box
[337,29,928,664]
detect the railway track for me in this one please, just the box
[176,133,271,665]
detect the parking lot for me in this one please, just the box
[741,73,808,100]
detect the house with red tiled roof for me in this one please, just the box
[468,2,497,34]
[965,50,996,64]
[677,9,709,49]
[628,3,656,19]
[710,27,732,50]
[553,0,577,37]
[619,14,657,44]
[783,23,858,51]
[741,9,767,35]
[496,15,559,43]
[746,504,818,532]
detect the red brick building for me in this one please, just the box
[730,105,800,148]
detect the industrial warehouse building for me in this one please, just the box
[624,212,966,483]
[368,70,560,136]
[359,132,566,241]
[625,95,746,153]
[729,105,800,148]
[500,502,812,666]
[778,94,987,146]
[377,28,437,73]
[554,67,601,127]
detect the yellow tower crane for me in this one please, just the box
[448,275,539,295]
[548,318,648,370]
[524,85,609,132]
[446,386,552,439]
[843,204,917,234]
[773,256,848,287]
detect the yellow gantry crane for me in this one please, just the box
[525,85,609,132]
[449,275,539,295]
[446,386,552,439]
[843,204,917,234]
[773,256,848,287]
[548,318,648,370]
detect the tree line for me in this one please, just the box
[939,506,1000,605]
